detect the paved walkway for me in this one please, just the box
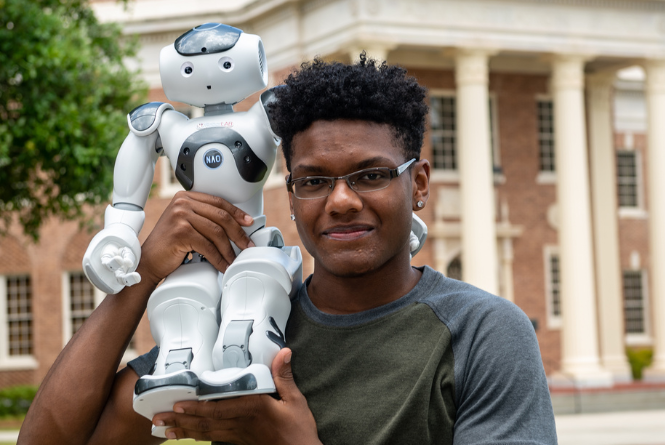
[0,430,18,442]
[556,409,665,445]
[3,409,664,444]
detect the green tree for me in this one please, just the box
[0,0,146,239]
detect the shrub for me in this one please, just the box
[626,347,653,380]
[0,385,38,418]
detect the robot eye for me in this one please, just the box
[181,62,194,77]
[218,57,234,72]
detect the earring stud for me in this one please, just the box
[290,214,295,221]
[416,200,425,208]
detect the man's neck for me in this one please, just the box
[306,250,422,315]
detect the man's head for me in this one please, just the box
[269,54,430,281]
[269,53,428,172]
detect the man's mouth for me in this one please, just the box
[323,226,373,241]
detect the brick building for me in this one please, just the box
[1,0,664,388]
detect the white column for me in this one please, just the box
[455,49,498,295]
[586,73,632,382]
[643,60,665,380]
[552,55,612,387]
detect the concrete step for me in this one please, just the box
[550,383,665,415]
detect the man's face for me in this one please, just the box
[289,119,418,278]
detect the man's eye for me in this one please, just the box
[359,172,386,181]
[302,178,326,187]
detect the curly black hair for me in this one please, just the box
[268,52,429,172]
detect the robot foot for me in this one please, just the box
[198,364,275,401]
[133,370,199,437]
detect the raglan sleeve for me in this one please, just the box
[451,297,557,445]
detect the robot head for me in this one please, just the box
[160,23,269,108]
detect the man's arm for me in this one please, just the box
[449,296,557,445]
[18,191,257,445]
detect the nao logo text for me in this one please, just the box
[204,149,223,169]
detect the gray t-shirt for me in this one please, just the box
[129,266,557,444]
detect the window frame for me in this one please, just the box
[61,271,137,362]
[536,95,556,184]
[429,90,459,182]
[543,245,561,330]
[616,148,647,219]
[623,269,652,346]
[428,90,502,183]
[0,274,38,370]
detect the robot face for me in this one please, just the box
[160,23,269,108]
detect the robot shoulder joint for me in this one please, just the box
[259,87,282,139]
[127,102,175,136]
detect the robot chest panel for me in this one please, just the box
[182,137,266,203]
[162,116,273,203]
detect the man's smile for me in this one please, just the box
[322,225,374,241]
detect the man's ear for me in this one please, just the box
[412,159,430,211]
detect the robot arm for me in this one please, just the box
[410,213,428,259]
[114,102,174,208]
[83,102,173,294]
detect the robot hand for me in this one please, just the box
[101,244,141,287]
[83,205,144,295]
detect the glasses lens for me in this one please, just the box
[349,168,392,192]
[293,177,333,199]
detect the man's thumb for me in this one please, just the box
[272,348,298,400]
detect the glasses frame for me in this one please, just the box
[286,158,416,200]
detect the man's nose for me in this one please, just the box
[324,179,364,215]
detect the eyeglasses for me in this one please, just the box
[286,158,415,200]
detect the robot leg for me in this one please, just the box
[133,256,222,434]
[198,245,302,400]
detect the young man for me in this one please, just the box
[19,55,557,445]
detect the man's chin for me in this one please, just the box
[315,258,379,279]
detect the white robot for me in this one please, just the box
[82,23,427,438]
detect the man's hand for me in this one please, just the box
[152,348,321,445]
[139,191,256,287]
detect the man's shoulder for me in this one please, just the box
[416,266,524,333]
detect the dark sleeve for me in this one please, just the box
[450,296,557,445]
[127,346,159,377]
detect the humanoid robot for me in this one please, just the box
[82,23,427,438]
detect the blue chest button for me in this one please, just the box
[204,149,223,169]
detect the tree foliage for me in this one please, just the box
[0,0,146,239]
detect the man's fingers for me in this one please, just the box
[171,396,259,420]
[188,198,255,250]
[180,226,232,273]
[174,191,254,227]
[153,405,245,442]
[271,348,301,403]
[185,213,238,268]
